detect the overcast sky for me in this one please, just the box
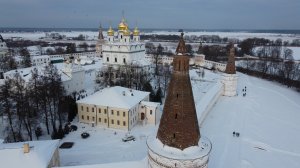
[0,0,299,30]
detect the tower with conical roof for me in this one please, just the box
[222,43,238,96]
[147,33,211,168]
[96,23,105,56]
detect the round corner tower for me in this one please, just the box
[147,33,212,168]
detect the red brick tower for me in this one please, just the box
[156,33,200,150]
[225,43,236,74]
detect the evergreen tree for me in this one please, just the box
[66,43,76,54]
[20,48,31,68]
[154,87,162,104]
[142,81,155,101]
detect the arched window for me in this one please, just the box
[123,58,126,63]
[107,57,109,62]
[121,35,123,39]
[115,58,117,62]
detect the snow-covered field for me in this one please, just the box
[1,30,300,42]
[202,73,300,168]
[144,31,300,42]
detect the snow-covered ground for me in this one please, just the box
[58,70,300,168]
[144,31,300,42]
[202,72,300,168]
[59,122,156,166]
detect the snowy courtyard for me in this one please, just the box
[57,70,300,168]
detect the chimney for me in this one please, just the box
[23,143,30,153]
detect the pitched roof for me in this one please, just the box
[77,86,150,109]
[0,140,60,168]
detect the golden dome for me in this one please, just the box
[118,18,128,31]
[123,27,131,36]
[107,26,114,36]
[133,27,140,36]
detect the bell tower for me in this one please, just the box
[96,23,105,55]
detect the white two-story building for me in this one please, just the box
[77,86,160,131]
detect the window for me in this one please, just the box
[99,118,101,122]
[99,108,101,113]
[111,110,114,115]
[123,121,126,126]
[111,119,114,124]
[87,116,89,120]
[92,108,94,112]
[92,117,95,121]
[175,113,177,119]
[121,35,123,39]
[125,38,126,42]
[104,109,107,114]
[117,111,119,116]
[173,133,176,138]
[150,110,153,115]
[81,106,83,111]
[117,120,120,125]
[104,119,107,123]
[123,58,126,63]
[107,57,109,62]
[82,115,84,120]
[87,107,89,112]
[123,112,126,117]
[115,58,117,62]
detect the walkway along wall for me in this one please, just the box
[195,81,224,126]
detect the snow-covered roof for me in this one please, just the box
[0,140,60,168]
[3,63,80,83]
[27,45,40,51]
[77,86,150,109]
[31,55,50,59]
[132,58,151,66]
[57,159,147,168]
[140,101,160,108]
[147,136,211,160]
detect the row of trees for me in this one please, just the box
[96,63,172,103]
[238,59,300,89]
[0,64,68,142]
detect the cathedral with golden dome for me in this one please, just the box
[102,17,147,66]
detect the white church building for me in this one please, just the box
[102,17,150,67]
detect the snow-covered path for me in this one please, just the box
[202,73,300,168]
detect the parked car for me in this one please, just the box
[122,135,135,142]
[81,132,90,139]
